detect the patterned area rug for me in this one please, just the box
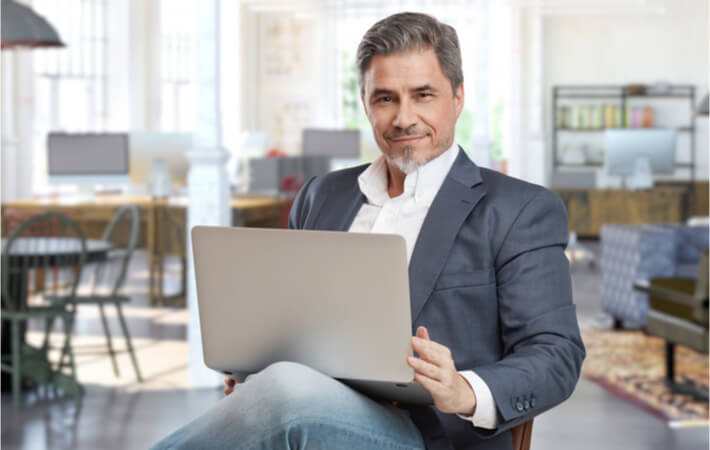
[582,330,709,428]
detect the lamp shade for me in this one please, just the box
[1,0,64,49]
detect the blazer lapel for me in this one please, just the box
[313,175,366,232]
[408,149,487,322]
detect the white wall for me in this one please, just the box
[240,2,331,156]
[539,0,709,184]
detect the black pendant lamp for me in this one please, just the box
[1,0,64,49]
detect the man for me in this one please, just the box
[153,12,585,450]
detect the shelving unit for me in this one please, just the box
[552,85,697,180]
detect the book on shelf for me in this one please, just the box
[556,104,655,129]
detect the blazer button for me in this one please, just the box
[524,400,530,410]
[531,397,536,408]
[516,401,524,412]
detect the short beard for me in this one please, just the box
[385,147,422,174]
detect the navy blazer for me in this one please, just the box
[288,148,586,450]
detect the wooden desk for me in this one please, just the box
[2,194,287,306]
[551,187,687,238]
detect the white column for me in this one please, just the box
[471,0,492,169]
[525,0,547,187]
[1,49,35,201]
[219,0,241,165]
[507,2,523,180]
[319,5,339,127]
[186,0,230,388]
[129,0,161,131]
[1,52,18,201]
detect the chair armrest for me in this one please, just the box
[634,279,703,308]
[511,419,534,450]
[635,278,709,326]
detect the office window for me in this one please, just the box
[327,0,512,163]
[31,0,111,191]
[33,0,108,131]
[159,0,195,132]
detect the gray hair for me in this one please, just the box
[356,12,463,96]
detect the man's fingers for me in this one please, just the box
[412,337,451,366]
[224,377,240,395]
[407,356,442,381]
[414,372,445,397]
[416,326,430,340]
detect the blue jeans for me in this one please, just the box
[151,361,426,450]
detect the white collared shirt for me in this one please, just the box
[348,143,498,429]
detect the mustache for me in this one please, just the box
[383,126,430,140]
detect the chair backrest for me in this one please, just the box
[511,419,533,450]
[1,212,87,312]
[96,204,140,296]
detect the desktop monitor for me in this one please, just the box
[128,132,193,188]
[47,132,130,186]
[302,128,360,158]
[248,156,331,194]
[604,129,677,176]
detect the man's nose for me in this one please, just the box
[392,99,417,129]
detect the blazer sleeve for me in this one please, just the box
[471,188,586,436]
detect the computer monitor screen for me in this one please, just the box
[129,132,193,187]
[604,129,676,176]
[47,132,130,185]
[302,128,360,158]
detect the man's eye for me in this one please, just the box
[377,96,393,103]
[418,92,433,98]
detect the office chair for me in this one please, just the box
[511,419,534,450]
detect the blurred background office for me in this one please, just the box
[1,1,708,449]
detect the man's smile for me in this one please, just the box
[389,136,426,145]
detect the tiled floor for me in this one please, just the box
[2,245,708,449]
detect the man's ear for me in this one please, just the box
[454,83,464,119]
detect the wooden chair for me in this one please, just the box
[3,207,80,294]
[634,250,709,400]
[49,205,143,382]
[511,419,534,450]
[0,213,87,407]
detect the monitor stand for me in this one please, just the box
[75,185,97,202]
[627,157,654,190]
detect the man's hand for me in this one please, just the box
[224,377,241,395]
[407,326,477,415]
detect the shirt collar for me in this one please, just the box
[357,142,459,207]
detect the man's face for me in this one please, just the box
[361,48,464,173]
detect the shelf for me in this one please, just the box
[555,86,694,99]
[552,84,696,181]
[556,128,612,132]
[554,162,694,169]
[556,94,623,99]
[556,127,692,132]
[626,94,694,99]
[554,163,603,168]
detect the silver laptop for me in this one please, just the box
[191,226,432,404]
